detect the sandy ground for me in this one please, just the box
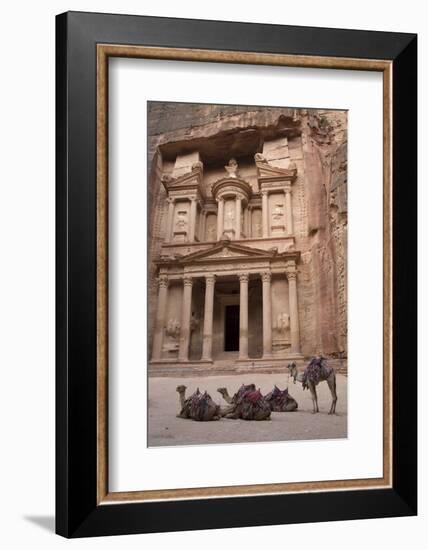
[148,373,347,447]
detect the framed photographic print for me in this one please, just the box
[56,11,417,537]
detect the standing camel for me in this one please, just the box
[287,357,337,414]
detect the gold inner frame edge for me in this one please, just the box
[96,44,393,504]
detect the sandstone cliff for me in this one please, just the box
[147,102,347,360]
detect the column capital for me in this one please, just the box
[166,197,175,204]
[157,274,169,288]
[261,190,268,197]
[189,196,198,202]
[285,260,297,280]
[205,274,216,286]
[216,197,224,204]
[238,273,249,283]
[261,271,271,283]
[183,276,193,287]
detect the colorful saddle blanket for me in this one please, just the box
[182,390,216,421]
[302,357,333,390]
[266,386,290,405]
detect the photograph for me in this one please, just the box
[147,101,348,447]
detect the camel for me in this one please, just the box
[217,383,256,405]
[265,385,298,412]
[176,385,221,421]
[288,357,337,414]
[218,383,297,413]
[217,384,271,421]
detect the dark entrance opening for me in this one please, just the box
[224,305,240,351]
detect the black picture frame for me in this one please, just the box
[56,10,417,538]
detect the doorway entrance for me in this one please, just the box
[224,305,240,351]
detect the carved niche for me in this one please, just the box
[273,311,291,350]
[173,205,189,242]
[251,208,262,238]
[223,199,236,239]
[269,193,286,235]
[205,213,217,241]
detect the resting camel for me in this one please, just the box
[217,384,271,421]
[219,384,298,412]
[288,357,337,414]
[265,385,298,412]
[176,385,221,421]
[217,383,255,405]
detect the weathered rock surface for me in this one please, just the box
[147,102,347,362]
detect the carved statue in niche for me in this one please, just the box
[175,210,188,230]
[275,312,290,333]
[206,216,217,241]
[252,209,262,237]
[163,317,181,354]
[173,209,189,242]
[224,202,235,230]
[272,203,284,221]
[224,158,240,178]
[272,311,291,351]
[165,318,181,339]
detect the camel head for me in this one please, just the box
[176,384,187,395]
[217,387,229,398]
[287,363,298,383]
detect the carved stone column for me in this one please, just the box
[243,207,249,238]
[261,271,272,357]
[239,273,249,359]
[151,275,169,360]
[285,189,293,235]
[235,196,242,239]
[262,191,269,238]
[199,210,206,242]
[165,198,175,242]
[247,206,252,238]
[217,198,224,240]
[201,275,215,361]
[188,197,197,242]
[178,276,193,361]
[286,265,301,353]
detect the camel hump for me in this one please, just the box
[245,389,263,403]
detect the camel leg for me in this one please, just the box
[219,405,234,417]
[224,407,240,419]
[285,400,298,412]
[327,375,338,414]
[309,382,318,413]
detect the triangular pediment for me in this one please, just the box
[161,163,203,191]
[178,241,275,263]
[256,162,297,180]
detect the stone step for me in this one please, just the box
[149,357,347,378]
